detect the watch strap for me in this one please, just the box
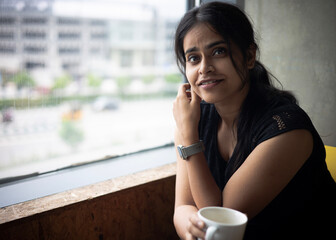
[178,141,205,160]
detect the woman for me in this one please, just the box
[172,2,336,240]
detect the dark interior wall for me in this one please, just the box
[246,0,336,146]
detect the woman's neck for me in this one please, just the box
[215,104,240,130]
[214,83,249,129]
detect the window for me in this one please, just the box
[0,0,185,184]
[90,20,106,26]
[0,31,14,39]
[0,17,15,25]
[57,18,81,25]
[25,61,45,69]
[119,23,134,41]
[120,50,133,68]
[24,45,47,54]
[58,32,81,40]
[58,47,80,55]
[22,17,48,25]
[142,50,155,66]
[0,45,15,54]
[24,31,46,39]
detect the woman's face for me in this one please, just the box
[183,23,251,105]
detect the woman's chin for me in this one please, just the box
[200,96,219,104]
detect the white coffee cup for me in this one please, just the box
[197,207,248,240]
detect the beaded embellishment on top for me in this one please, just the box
[272,115,286,130]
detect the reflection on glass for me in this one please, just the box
[0,0,185,180]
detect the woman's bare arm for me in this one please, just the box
[174,127,313,237]
[222,129,313,218]
[173,129,208,239]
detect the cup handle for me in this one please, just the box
[205,226,218,240]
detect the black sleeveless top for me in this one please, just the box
[198,101,336,239]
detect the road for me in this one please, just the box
[0,98,175,177]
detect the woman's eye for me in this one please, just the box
[213,47,227,56]
[187,55,199,63]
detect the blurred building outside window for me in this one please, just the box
[0,0,185,181]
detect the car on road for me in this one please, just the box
[92,96,119,111]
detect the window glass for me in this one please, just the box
[0,0,185,181]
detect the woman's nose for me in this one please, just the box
[198,59,215,75]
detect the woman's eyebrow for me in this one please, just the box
[185,47,198,55]
[206,40,227,49]
[184,40,227,55]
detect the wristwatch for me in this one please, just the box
[177,140,205,160]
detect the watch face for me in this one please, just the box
[177,145,185,159]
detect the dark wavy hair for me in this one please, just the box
[174,1,297,174]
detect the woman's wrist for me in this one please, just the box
[181,133,200,146]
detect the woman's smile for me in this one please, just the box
[198,78,224,89]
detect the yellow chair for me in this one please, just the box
[325,145,336,181]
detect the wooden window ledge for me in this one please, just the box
[0,163,178,239]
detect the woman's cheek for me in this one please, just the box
[186,68,198,87]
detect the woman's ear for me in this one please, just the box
[246,44,256,69]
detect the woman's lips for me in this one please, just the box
[198,79,223,89]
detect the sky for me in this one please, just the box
[53,0,186,20]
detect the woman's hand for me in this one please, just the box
[185,213,206,240]
[173,83,202,145]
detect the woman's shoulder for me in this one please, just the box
[252,101,315,145]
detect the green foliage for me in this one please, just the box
[164,73,183,84]
[59,120,84,149]
[0,95,99,110]
[87,73,102,88]
[10,71,35,89]
[116,76,131,88]
[116,76,131,96]
[53,74,72,89]
[142,75,155,84]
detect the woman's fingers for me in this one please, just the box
[176,84,201,104]
[187,214,206,239]
[173,83,201,144]
[185,232,196,240]
[177,83,191,99]
[190,87,201,105]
